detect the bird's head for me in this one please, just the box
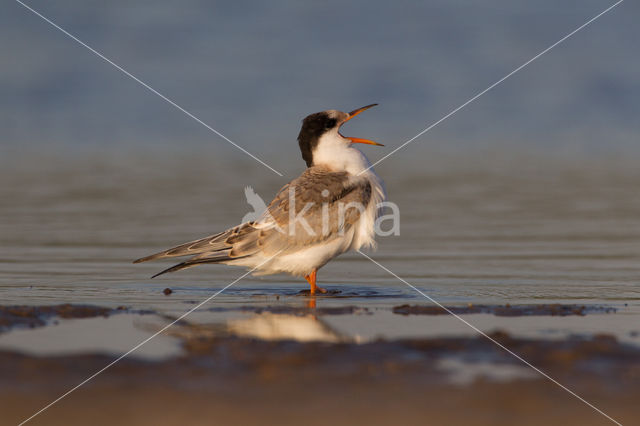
[297,104,383,168]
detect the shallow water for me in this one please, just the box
[1,151,639,355]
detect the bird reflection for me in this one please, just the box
[226,301,343,343]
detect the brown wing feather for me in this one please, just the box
[250,167,372,254]
[134,166,372,277]
[133,223,254,264]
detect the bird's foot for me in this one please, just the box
[297,288,341,296]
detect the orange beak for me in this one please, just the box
[342,103,384,147]
[347,137,384,146]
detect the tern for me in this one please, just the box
[134,104,385,295]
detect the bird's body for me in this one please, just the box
[134,105,385,294]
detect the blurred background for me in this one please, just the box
[1,0,638,164]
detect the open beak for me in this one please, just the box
[342,103,384,146]
[345,103,378,122]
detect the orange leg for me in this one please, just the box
[304,269,327,295]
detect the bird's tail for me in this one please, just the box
[150,251,242,279]
[134,222,257,278]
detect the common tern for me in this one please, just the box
[134,104,385,295]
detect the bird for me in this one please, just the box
[134,104,386,295]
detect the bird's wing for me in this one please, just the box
[134,166,371,276]
[132,223,254,264]
[249,166,372,255]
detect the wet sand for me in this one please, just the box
[0,304,122,333]
[392,303,617,316]
[1,303,639,425]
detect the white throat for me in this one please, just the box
[309,128,386,251]
[311,130,372,175]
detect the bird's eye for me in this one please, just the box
[325,119,336,129]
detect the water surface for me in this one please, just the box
[1,151,639,354]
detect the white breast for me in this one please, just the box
[351,170,385,250]
[312,130,387,250]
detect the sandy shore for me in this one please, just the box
[1,304,638,425]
